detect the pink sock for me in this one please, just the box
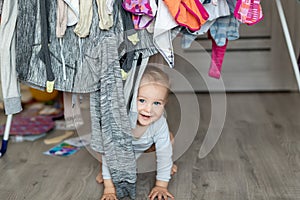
[208,38,228,79]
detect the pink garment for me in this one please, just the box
[163,0,209,31]
[123,0,153,15]
[234,0,263,25]
[132,14,154,29]
[208,32,228,79]
[122,0,154,29]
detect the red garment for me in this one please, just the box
[163,0,209,31]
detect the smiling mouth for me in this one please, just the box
[140,114,151,119]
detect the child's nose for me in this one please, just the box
[144,103,152,113]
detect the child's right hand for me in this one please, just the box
[100,192,117,200]
[148,185,174,200]
[100,186,117,200]
[101,180,118,200]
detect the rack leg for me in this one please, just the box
[0,114,13,157]
[275,0,300,91]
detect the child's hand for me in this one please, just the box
[101,180,118,200]
[100,186,117,200]
[148,185,174,200]
[100,192,117,200]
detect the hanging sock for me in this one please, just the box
[56,0,68,38]
[106,0,115,14]
[74,0,93,38]
[96,0,113,30]
[208,31,228,79]
[39,0,55,93]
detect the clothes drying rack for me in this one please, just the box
[0,0,299,157]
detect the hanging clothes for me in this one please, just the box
[56,0,68,38]
[56,0,80,81]
[122,0,155,30]
[39,0,55,93]
[96,0,114,30]
[90,58,137,199]
[163,0,209,31]
[0,0,22,115]
[16,1,157,198]
[234,0,263,25]
[208,31,228,79]
[74,0,93,38]
[118,0,138,73]
[64,0,80,26]
[153,0,179,68]
[16,0,157,93]
[209,0,240,47]
[207,0,240,78]
[180,0,230,49]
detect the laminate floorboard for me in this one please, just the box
[1,93,300,200]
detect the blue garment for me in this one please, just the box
[181,0,231,49]
[209,0,240,46]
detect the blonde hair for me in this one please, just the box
[140,66,171,90]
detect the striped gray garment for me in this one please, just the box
[90,60,137,199]
[90,53,154,199]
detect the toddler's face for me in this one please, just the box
[137,82,168,126]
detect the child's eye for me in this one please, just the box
[153,101,161,106]
[138,99,145,103]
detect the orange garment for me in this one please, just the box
[163,0,209,31]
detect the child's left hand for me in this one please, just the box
[148,185,174,200]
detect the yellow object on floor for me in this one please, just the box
[44,131,74,145]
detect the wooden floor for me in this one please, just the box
[1,92,300,200]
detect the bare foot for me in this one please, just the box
[171,164,177,175]
[96,172,104,184]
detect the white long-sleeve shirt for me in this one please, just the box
[0,0,22,115]
[102,115,173,182]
